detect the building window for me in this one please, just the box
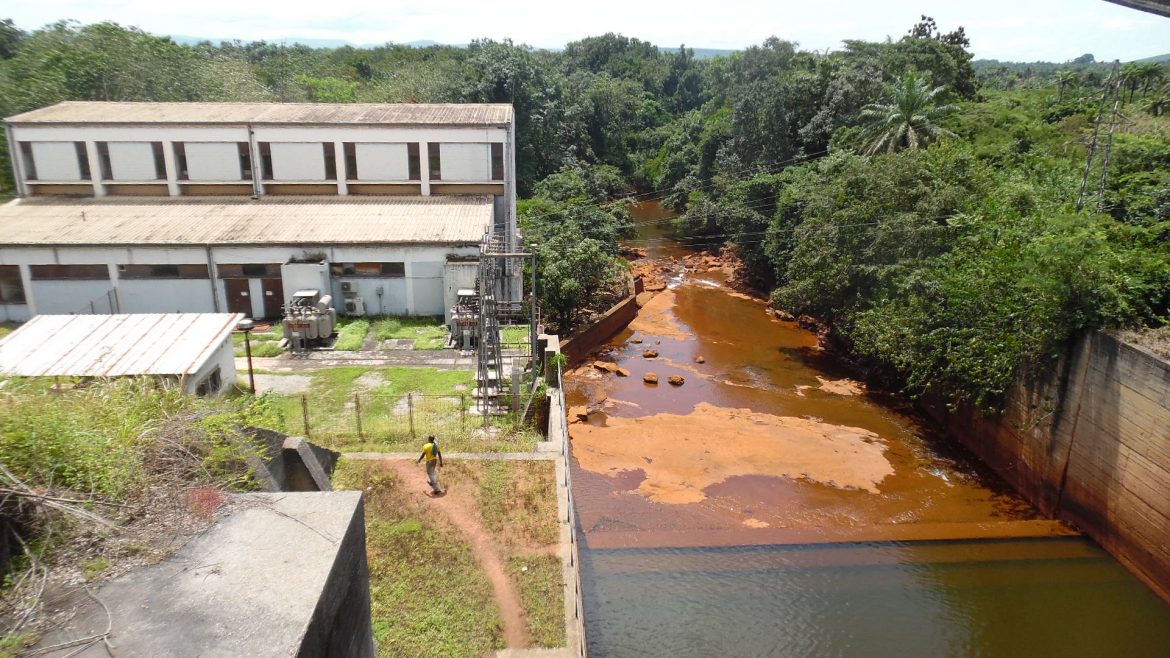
[0,266,25,304]
[343,142,358,181]
[118,264,209,279]
[330,262,405,278]
[195,366,222,396]
[428,143,441,181]
[30,264,110,280]
[151,142,167,180]
[238,143,253,181]
[323,143,337,181]
[217,263,281,278]
[96,142,112,180]
[491,143,504,181]
[173,142,189,181]
[259,142,273,180]
[408,143,421,181]
[19,142,37,181]
[74,142,91,181]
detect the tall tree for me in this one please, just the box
[1054,70,1079,102]
[856,70,957,155]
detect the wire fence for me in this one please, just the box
[285,388,546,448]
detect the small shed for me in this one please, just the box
[0,313,243,395]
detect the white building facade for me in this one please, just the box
[0,102,518,322]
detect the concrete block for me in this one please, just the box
[31,492,374,657]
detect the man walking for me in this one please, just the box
[416,435,444,495]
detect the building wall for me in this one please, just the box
[0,304,30,322]
[923,331,1170,602]
[0,244,480,319]
[183,333,237,395]
[118,279,217,314]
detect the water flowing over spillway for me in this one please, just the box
[564,201,1170,657]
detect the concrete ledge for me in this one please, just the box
[32,492,374,657]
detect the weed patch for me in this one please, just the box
[372,316,449,350]
[333,318,370,351]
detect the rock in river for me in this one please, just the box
[643,372,659,384]
[668,375,686,386]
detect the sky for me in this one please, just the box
[7,0,1170,62]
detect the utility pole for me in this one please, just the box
[1077,60,1121,212]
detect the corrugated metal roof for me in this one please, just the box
[6,102,514,126]
[0,313,243,378]
[0,196,493,246]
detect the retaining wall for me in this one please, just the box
[924,331,1170,600]
[560,278,640,365]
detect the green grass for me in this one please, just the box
[509,555,565,648]
[334,318,370,351]
[372,316,449,350]
[233,325,284,357]
[334,460,503,658]
[266,366,539,452]
[501,325,531,347]
[335,459,565,654]
[0,323,19,340]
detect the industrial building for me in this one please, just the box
[0,313,241,395]
[0,102,518,322]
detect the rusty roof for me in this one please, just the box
[0,313,243,378]
[5,102,514,126]
[0,196,493,246]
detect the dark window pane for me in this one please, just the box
[323,143,337,181]
[0,265,26,304]
[30,264,109,280]
[174,142,188,181]
[408,143,420,181]
[151,142,167,180]
[344,142,358,181]
[238,143,253,181]
[428,143,441,181]
[97,142,112,181]
[75,142,91,181]
[491,143,504,181]
[259,142,273,181]
[20,142,37,181]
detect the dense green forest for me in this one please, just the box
[0,17,1167,409]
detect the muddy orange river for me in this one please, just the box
[565,207,1051,550]
[570,201,1170,658]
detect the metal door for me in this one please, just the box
[261,278,284,319]
[225,278,251,316]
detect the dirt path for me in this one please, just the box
[382,459,532,650]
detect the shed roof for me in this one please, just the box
[6,102,513,126]
[0,196,492,246]
[0,313,243,378]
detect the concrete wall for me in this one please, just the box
[924,331,1170,601]
[559,281,638,365]
[183,333,237,395]
[118,279,217,314]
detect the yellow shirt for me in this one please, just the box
[422,442,439,462]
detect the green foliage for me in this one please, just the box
[856,69,958,154]
[0,377,275,499]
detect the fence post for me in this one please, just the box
[301,395,311,439]
[354,393,363,439]
[460,393,466,433]
[407,392,415,438]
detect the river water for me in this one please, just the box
[564,201,1170,657]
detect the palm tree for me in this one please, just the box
[1138,62,1165,97]
[856,70,957,155]
[1142,88,1170,117]
[1054,70,1079,102]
